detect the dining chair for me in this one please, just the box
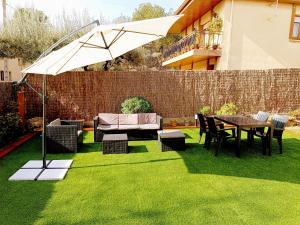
[254,114,288,154]
[206,116,235,156]
[197,113,209,146]
[245,111,270,145]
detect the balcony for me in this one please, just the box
[162,30,222,67]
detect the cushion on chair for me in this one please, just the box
[99,113,119,125]
[255,111,270,122]
[119,114,138,125]
[77,130,83,137]
[139,124,160,130]
[97,124,119,131]
[272,114,288,129]
[138,113,157,124]
[49,118,61,126]
[118,125,139,130]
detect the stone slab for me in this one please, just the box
[9,169,43,181]
[37,169,69,181]
[47,160,73,169]
[21,160,51,169]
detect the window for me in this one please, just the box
[0,71,4,81]
[292,16,300,39]
[290,5,300,40]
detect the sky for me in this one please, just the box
[1,0,183,24]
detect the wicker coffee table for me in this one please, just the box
[157,130,185,151]
[102,134,128,154]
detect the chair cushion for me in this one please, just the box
[272,114,288,129]
[99,113,119,125]
[118,125,139,130]
[139,124,160,130]
[49,118,61,126]
[98,124,119,131]
[119,114,138,125]
[138,113,157,124]
[77,130,83,137]
[255,111,270,122]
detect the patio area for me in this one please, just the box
[1,128,300,225]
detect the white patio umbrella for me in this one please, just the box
[23,15,181,75]
[20,15,182,172]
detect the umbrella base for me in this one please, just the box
[9,160,73,181]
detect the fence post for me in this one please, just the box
[17,90,25,124]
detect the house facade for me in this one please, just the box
[162,0,300,70]
[0,58,25,82]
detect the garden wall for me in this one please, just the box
[23,69,300,121]
[0,82,13,115]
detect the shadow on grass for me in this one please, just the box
[71,157,181,169]
[184,133,193,139]
[0,136,74,225]
[129,145,148,153]
[178,136,300,184]
[80,143,101,153]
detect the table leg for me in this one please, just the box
[235,126,241,158]
[269,126,273,156]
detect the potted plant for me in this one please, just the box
[207,13,223,49]
[198,106,211,116]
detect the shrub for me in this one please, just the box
[121,97,153,114]
[198,106,211,115]
[216,103,238,115]
[0,103,24,147]
[289,108,300,118]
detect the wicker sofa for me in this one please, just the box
[94,113,163,142]
[46,118,84,153]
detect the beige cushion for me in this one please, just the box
[118,125,139,130]
[77,130,83,136]
[138,113,157,124]
[139,124,160,130]
[98,124,119,131]
[50,118,61,126]
[119,114,138,125]
[99,113,119,125]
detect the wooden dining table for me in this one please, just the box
[214,115,273,157]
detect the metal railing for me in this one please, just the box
[162,30,222,60]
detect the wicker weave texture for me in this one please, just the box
[102,134,128,154]
[159,135,185,152]
[46,120,84,153]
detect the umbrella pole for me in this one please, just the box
[42,74,47,169]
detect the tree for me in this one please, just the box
[132,3,166,21]
[113,14,131,24]
[0,8,54,62]
[0,8,95,63]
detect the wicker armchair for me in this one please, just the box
[46,119,84,153]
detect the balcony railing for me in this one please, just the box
[162,30,222,61]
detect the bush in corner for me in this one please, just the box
[121,97,153,114]
[198,106,211,116]
[216,103,238,115]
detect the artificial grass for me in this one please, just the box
[1,129,300,225]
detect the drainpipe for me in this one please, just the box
[226,0,234,69]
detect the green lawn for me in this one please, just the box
[1,129,300,225]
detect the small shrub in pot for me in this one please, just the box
[198,106,211,116]
[216,103,238,115]
[121,96,152,114]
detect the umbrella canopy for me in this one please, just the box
[22,15,181,75]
